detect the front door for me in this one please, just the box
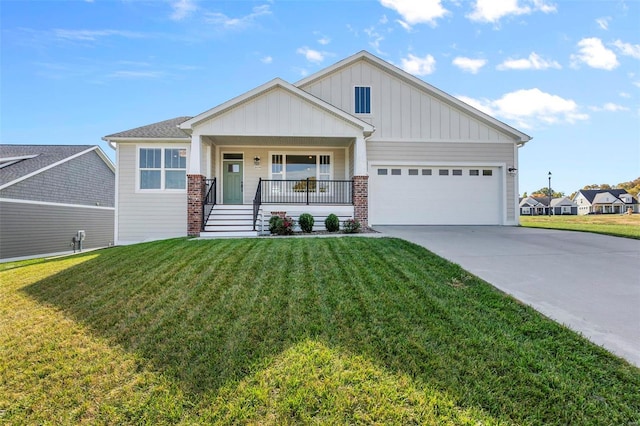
[223,161,243,204]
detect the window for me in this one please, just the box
[422,169,432,176]
[391,169,401,175]
[469,169,479,176]
[355,86,371,114]
[408,169,418,175]
[377,168,388,175]
[439,169,449,176]
[139,147,187,190]
[270,154,331,180]
[482,169,493,176]
[452,169,462,176]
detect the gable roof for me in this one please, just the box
[550,196,577,207]
[295,50,532,145]
[575,189,633,204]
[178,78,375,135]
[0,145,114,189]
[103,116,192,140]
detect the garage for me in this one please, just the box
[369,165,503,225]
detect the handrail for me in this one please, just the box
[202,178,216,231]
[252,178,262,231]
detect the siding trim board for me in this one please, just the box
[0,197,115,211]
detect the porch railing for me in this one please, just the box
[252,178,262,231]
[202,178,216,230]
[260,179,353,205]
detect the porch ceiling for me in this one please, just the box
[203,135,354,147]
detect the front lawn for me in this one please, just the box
[1,238,639,424]
[520,214,640,239]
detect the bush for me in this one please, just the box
[343,218,361,234]
[325,214,340,232]
[299,213,314,233]
[269,215,295,235]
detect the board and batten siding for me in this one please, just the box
[0,200,114,260]
[211,145,347,205]
[300,60,517,143]
[194,87,365,138]
[367,141,517,222]
[117,144,187,243]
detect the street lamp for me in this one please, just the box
[548,171,552,216]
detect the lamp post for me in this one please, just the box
[548,171,552,216]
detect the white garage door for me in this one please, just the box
[369,166,502,225]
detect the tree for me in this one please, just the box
[617,177,640,196]
[583,183,612,190]
[530,187,564,198]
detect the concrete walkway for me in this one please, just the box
[376,225,640,368]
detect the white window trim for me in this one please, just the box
[353,85,373,116]
[267,151,334,181]
[136,145,189,193]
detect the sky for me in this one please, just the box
[1,0,639,196]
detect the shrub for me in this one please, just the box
[269,215,295,235]
[325,214,340,232]
[343,218,361,234]
[299,213,314,233]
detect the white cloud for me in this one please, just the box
[318,36,330,45]
[296,47,326,63]
[170,0,197,21]
[619,92,631,98]
[364,27,385,55]
[590,102,629,112]
[400,53,436,76]
[571,37,619,70]
[452,57,487,74]
[497,52,561,70]
[380,0,449,28]
[467,0,556,24]
[612,40,640,59]
[458,88,588,129]
[261,56,273,64]
[53,29,146,41]
[634,81,640,89]
[596,16,611,30]
[109,70,165,79]
[205,4,271,29]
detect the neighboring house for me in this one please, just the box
[103,51,531,244]
[519,196,548,216]
[0,145,115,261]
[549,196,578,215]
[573,189,639,215]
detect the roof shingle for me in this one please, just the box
[103,116,192,139]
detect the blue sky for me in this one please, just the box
[1,0,639,195]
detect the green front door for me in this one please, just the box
[223,161,243,204]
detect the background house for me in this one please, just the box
[0,145,115,261]
[549,196,578,215]
[519,196,548,215]
[573,189,638,215]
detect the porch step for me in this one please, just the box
[199,230,258,238]
[204,224,254,232]
[204,204,258,234]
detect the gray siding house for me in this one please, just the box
[0,145,115,261]
[104,51,532,243]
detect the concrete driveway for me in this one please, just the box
[376,225,640,368]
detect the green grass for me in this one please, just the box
[1,238,639,425]
[520,214,640,239]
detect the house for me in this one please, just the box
[0,145,115,261]
[574,189,639,215]
[519,196,548,216]
[103,51,531,243]
[549,196,578,215]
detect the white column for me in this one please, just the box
[354,135,367,176]
[189,131,201,175]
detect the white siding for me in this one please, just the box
[194,87,363,138]
[300,60,516,143]
[117,144,187,243]
[368,141,517,222]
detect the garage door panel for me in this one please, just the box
[370,166,501,225]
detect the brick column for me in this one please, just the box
[353,175,368,227]
[187,174,205,237]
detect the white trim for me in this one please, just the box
[0,197,115,210]
[135,145,189,193]
[103,137,189,143]
[0,146,113,190]
[0,154,39,169]
[368,138,515,144]
[114,144,120,245]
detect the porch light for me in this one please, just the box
[254,156,261,166]
[507,167,517,175]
